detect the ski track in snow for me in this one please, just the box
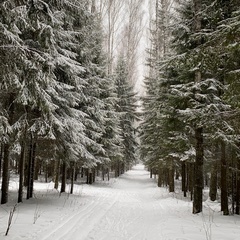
[32,165,174,240]
[1,164,240,240]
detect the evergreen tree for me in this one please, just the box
[114,55,138,174]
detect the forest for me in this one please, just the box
[1,0,240,219]
[140,0,240,215]
[0,0,139,205]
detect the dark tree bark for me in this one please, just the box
[93,168,96,183]
[168,161,175,192]
[44,161,48,183]
[107,168,110,181]
[193,127,204,214]
[54,159,60,190]
[0,143,3,178]
[102,166,105,181]
[86,168,89,184]
[187,162,194,200]
[60,162,67,193]
[88,169,93,184]
[182,161,187,197]
[221,141,229,215]
[18,141,25,203]
[70,162,75,194]
[150,168,153,178]
[1,94,15,204]
[115,161,120,178]
[158,164,163,187]
[209,158,218,201]
[1,144,10,204]
[27,136,36,199]
[236,158,240,214]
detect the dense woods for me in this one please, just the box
[1,0,240,219]
[140,0,240,215]
[0,0,139,204]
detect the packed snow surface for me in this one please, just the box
[1,164,240,239]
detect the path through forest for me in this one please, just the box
[34,164,240,240]
[1,164,240,240]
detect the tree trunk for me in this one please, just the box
[158,164,163,187]
[54,159,60,190]
[18,141,25,203]
[1,93,15,204]
[209,159,218,201]
[150,168,153,178]
[221,141,229,215]
[0,143,3,178]
[168,160,174,192]
[115,161,120,177]
[187,162,194,200]
[86,168,89,184]
[27,136,36,199]
[88,169,93,184]
[60,162,67,193]
[1,144,10,204]
[193,127,204,214]
[107,168,110,181]
[93,168,96,183]
[70,163,75,194]
[236,157,240,214]
[182,161,187,197]
[102,166,105,181]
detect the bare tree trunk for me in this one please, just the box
[236,157,240,214]
[168,161,175,193]
[187,162,194,201]
[1,144,10,204]
[70,162,75,194]
[107,168,110,181]
[221,141,229,215]
[209,158,218,201]
[193,127,204,214]
[1,94,15,204]
[182,161,187,197]
[18,141,26,203]
[158,163,163,187]
[0,143,3,178]
[54,159,60,190]
[60,162,67,193]
[27,135,36,199]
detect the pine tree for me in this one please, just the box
[114,55,138,174]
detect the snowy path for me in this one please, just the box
[1,164,240,240]
[37,164,167,240]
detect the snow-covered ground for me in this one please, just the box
[1,164,240,240]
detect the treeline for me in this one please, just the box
[0,0,138,204]
[140,0,240,214]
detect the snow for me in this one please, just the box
[1,164,240,240]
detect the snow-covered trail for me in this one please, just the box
[1,164,240,240]
[37,164,166,240]
[33,164,240,240]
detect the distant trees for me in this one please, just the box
[114,55,138,175]
[140,0,240,215]
[0,0,138,204]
